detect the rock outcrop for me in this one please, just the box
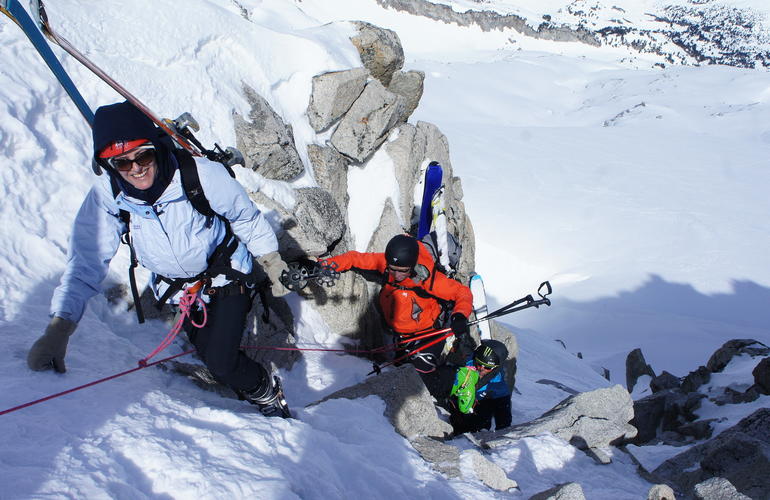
[307,67,369,133]
[350,21,404,86]
[484,385,636,464]
[312,364,452,439]
[529,482,586,500]
[331,79,407,163]
[234,85,304,181]
[410,437,518,492]
[653,408,770,500]
[630,339,770,446]
[627,347,656,393]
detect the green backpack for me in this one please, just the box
[450,366,479,414]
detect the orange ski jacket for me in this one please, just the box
[324,242,473,335]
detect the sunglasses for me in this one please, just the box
[387,265,412,274]
[474,359,498,369]
[107,146,157,172]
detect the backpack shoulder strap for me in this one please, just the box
[109,174,145,323]
[175,149,216,219]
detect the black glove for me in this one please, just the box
[28,317,78,373]
[450,313,469,339]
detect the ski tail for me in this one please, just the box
[470,273,492,340]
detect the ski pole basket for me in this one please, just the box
[280,261,340,292]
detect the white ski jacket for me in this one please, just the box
[51,157,278,322]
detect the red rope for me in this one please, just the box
[138,286,207,367]
[1,322,451,416]
[0,349,195,417]
[397,327,452,345]
[240,344,399,354]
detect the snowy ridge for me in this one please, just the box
[374,0,770,67]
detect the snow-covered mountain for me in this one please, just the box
[372,0,770,67]
[1,0,769,498]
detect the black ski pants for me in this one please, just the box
[184,283,269,393]
[449,396,512,434]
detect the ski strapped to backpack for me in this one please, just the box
[0,0,94,125]
[113,149,254,323]
[4,0,244,174]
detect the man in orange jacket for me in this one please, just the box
[323,234,474,373]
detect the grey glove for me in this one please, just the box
[257,251,291,297]
[27,316,78,373]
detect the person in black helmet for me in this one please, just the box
[448,339,513,434]
[322,234,474,373]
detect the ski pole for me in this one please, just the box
[472,281,552,324]
[370,282,553,375]
[396,281,553,345]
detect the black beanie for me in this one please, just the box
[92,101,176,204]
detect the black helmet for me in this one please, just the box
[385,235,419,268]
[473,343,501,368]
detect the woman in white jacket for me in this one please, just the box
[28,101,291,418]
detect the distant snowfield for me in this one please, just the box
[1,0,769,498]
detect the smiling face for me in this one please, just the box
[111,145,158,191]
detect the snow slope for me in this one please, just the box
[1,0,769,498]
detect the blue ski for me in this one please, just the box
[417,161,443,239]
[1,0,93,125]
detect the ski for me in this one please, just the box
[430,184,452,273]
[28,0,202,156]
[417,161,443,239]
[0,0,93,124]
[470,273,492,340]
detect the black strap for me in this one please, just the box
[111,175,146,324]
[153,223,246,310]
[476,366,502,391]
[175,149,217,222]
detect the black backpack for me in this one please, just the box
[111,149,244,323]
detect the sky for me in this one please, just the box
[1,0,769,498]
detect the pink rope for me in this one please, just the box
[240,344,400,354]
[138,287,207,367]
[0,349,196,417]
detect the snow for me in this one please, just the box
[2,0,769,498]
[347,137,403,251]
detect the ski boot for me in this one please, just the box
[239,375,292,419]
